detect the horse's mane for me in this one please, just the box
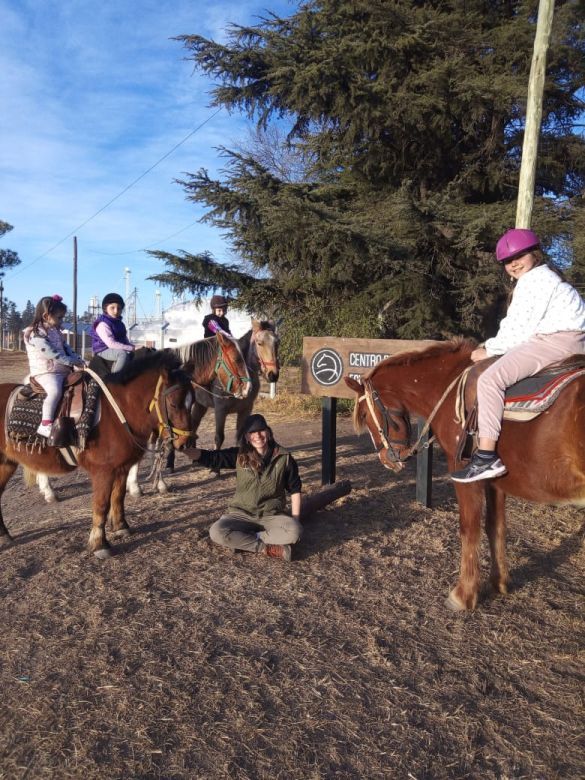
[106,350,182,385]
[175,338,218,366]
[366,337,476,379]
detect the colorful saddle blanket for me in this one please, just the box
[503,366,585,420]
[5,377,100,449]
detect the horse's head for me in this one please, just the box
[345,375,412,472]
[150,365,196,450]
[214,331,252,399]
[252,319,280,383]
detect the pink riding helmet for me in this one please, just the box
[495,228,540,263]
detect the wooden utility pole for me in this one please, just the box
[72,236,78,353]
[515,0,555,228]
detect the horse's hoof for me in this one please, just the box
[491,580,509,595]
[446,590,468,612]
[157,481,168,494]
[127,487,142,498]
[0,534,14,548]
[93,547,112,560]
[111,528,131,539]
[44,494,58,504]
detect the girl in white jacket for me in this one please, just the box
[24,295,85,437]
[452,229,585,483]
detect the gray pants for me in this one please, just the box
[98,348,131,373]
[209,512,302,552]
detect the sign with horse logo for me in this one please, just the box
[302,337,436,398]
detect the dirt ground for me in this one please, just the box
[0,350,583,779]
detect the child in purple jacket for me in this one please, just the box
[91,293,135,372]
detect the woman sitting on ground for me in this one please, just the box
[185,414,302,561]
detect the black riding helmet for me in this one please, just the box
[102,292,125,310]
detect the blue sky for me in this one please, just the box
[0,0,297,316]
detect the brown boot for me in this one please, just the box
[263,543,292,562]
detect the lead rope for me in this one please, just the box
[404,365,473,457]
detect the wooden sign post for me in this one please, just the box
[301,337,437,506]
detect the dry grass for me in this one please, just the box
[0,351,584,779]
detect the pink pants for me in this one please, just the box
[478,331,585,441]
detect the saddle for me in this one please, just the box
[88,354,115,380]
[6,372,100,450]
[455,354,585,463]
[88,347,154,379]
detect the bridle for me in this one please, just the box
[83,366,192,450]
[359,366,471,465]
[214,339,252,395]
[148,375,193,441]
[360,379,413,464]
[252,330,279,377]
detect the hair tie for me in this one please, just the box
[52,294,63,301]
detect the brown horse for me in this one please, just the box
[0,350,195,558]
[345,338,585,611]
[182,320,279,450]
[29,330,252,502]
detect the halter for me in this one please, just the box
[148,375,193,440]
[83,366,192,451]
[253,331,279,376]
[360,379,412,463]
[359,366,472,464]
[214,339,252,394]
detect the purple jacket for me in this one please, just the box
[91,313,131,354]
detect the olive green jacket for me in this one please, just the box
[228,446,292,519]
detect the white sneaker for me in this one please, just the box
[36,423,53,438]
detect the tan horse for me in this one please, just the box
[345,338,585,610]
[164,320,279,479]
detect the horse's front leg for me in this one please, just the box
[235,407,251,446]
[126,462,142,497]
[108,467,132,539]
[485,484,509,595]
[447,483,485,611]
[88,470,116,558]
[0,460,18,544]
[214,409,226,451]
[37,473,58,504]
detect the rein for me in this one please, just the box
[148,375,193,440]
[84,367,190,450]
[360,365,472,464]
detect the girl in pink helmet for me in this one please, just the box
[452,228,585,483]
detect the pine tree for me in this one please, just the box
[0,220,21,276]
[21,300,35,328]
[150,0,585,358]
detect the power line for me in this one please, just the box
[7,108,222,280]
[85,221,199,256]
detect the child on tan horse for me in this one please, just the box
[202,294,232,338]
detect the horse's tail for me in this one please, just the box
[23,466,39,487]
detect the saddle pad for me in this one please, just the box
[503,368,585,421]
[6,379,101,449]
